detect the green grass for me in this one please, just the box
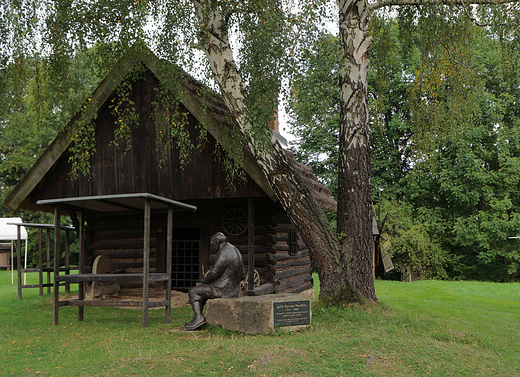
[1,270,519,376]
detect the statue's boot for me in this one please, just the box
[185,301,206,331]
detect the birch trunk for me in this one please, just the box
[191,0,373,303]
[338,0,377,301]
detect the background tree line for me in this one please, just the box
[290,13,520,282]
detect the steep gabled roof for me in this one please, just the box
[4,44,336,214]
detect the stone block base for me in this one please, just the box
[205,293,312,334]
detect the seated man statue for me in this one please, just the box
[185,232,246,331]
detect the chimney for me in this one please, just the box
[268,109,279,133]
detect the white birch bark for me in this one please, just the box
[337,0,377,301]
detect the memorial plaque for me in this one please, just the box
[273,300,311,327]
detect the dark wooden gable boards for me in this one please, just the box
[28,69,267,203]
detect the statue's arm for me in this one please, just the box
[201,250,227,284]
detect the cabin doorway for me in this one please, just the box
[171,228,200,290]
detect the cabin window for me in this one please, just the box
[171,228,200,290]
[289,230,298,256]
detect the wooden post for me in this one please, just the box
[64,230,70,293]
[372,240,376,279]
[16,225,22,300]
[53,205,61,326]
[142,199,151,328]
[78,210,85,321]
[46,229,51,295]
[165,206,173,324]
[247,198,255,295]
[38,227,43,296]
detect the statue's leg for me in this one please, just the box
[185,285,212,330]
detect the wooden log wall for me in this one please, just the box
[205,198,313,294]
[85,213,165,296]
[205,199,274,286]
[265,214,314,294]
[83,199,313,296]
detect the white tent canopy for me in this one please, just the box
[0,218,28,241]
[0,218,28,284]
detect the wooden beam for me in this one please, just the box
[38,228,43,296]
[53,205,61,326]
[16,225,21,300]
[247,198,255,295]
[64,230,70,293]
[142,199,151,328]
[165,206,173,324]
[78,210,85,321]
[46,229,51,295]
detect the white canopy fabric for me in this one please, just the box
[0,217,28,241]
[0,218,28,284]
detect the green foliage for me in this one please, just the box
[289,33,340,197]
[408,27,520,282]
[1,0,336,190]
[290,19,415,201]
[378,200,448,280]
[0,47,104,204]
[369,16,414,200]
[289,9,520,282]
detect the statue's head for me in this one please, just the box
[210,232,227,252]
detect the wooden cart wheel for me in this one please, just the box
[88,255,116,299]
[92,255,113,274]
[222,208,248,236]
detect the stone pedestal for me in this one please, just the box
[205,293,312,334]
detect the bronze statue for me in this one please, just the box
[185,232,246,330]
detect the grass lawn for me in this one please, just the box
[0,270,519,376]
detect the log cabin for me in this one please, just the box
[4,44,336,302]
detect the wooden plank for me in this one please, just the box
[118,121,135,194]
[38,227,43,296]
[144,78,159,195]
[90,239,155,250]
[253,283,274,296]
[56,273,169,282]
[46,229,51,294]
[273,256,312,270]
[16,225,21,300]
[273,242,306,253]
[91,118,104,195]
[90,250,154,259]
[100,112,117,195]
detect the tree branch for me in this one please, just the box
[368,0,519,12]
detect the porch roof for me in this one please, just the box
[37,193,197,216]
